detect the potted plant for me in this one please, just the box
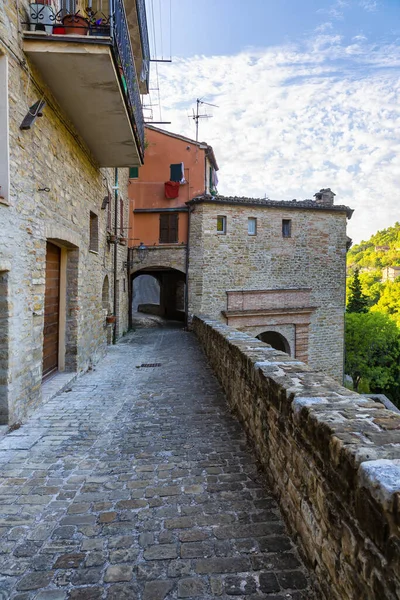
[62,12,89,35]
[88,15,110,37]
[29,0,54,34]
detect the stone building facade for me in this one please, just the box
[187,190,353,381]
[0,0,149,424]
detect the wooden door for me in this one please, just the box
[42,242,60,379]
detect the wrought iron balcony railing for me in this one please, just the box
[24,0,147,159]
[135,0,150,88]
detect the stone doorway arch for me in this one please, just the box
[256,331,291,355]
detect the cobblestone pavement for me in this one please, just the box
[0,326,315,600]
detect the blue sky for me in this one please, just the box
[145,1,400,243]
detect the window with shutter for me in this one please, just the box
[282,219,292,238]
[129,167,139,178]
[159,213,178,243]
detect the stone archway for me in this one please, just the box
[257,330,291,355]
[130,266,186,322]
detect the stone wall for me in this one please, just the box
[0,0,130,424]
[193,316,400,600]
[188,201,348,380]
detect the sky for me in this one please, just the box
[144,0,400,244]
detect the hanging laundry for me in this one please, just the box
[165,180,180,199]
[170,163,186,183]
[212,169,219,188]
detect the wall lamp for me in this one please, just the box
[123,242,148,269]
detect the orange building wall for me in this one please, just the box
[128,127,207,246]
[133,212,188,247]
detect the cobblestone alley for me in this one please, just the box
[0,325,314,599]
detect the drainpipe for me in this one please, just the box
[184,205,194,329]
[113,167,118,344]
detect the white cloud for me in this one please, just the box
[152,35,400,244]
[359,0,379,11]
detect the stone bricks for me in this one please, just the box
[193,316,400,600]
[188,198,351,381]
[1,0,130,425]
[0,326,315,598]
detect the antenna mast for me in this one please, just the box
[192,98,218,141]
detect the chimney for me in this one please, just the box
[314,188,336,206]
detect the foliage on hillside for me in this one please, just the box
[347,221,400,270]
[345,222,400,406]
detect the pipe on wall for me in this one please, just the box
[113,167,118,344]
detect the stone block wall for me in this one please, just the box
[193,316,400,600]
[188,202,348,380]
[0,0,130,424]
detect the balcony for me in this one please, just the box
[22,0,149,167]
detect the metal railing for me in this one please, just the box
[112,0,145,157]
[135,0,150,87]
[24,0,146,159]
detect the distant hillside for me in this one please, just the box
[347,222,400,270]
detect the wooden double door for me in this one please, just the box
[42,242,61,379]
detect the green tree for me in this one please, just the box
[371,280,400,326]
[347,269,369,313]
[345,312,400,404]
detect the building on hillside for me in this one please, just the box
[382,266,400,282]
[127,125,218,320]
[187,189,353,381]
[0,0,150,424]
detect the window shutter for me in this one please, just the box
[129,167,139,178]
[170,164,182,182]
[159,213,178,243]
[160,213,169,243]
[169,214,178,243]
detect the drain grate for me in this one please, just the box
[140,363,162,368]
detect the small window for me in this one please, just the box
[160,213,178,243]
[248,217,257,235]
[282,219,291,238]
[217,216,226,234]
[129,167,139,179]
[89,211,99,252]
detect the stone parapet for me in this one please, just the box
[192,315,400,600]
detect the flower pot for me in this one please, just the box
[107,233,117,243]
[62,14,89,35]
[119,237,127,246]
[53,25,66,34]
[29,3,54,33]
[89,23,110,37]
[106,315,117,324]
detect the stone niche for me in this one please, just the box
[193,315,400,600]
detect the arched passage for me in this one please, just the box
[256,331,291,355]
[132,274,161,313]
[130,267,186,322]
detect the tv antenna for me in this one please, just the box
[192,98,218,142]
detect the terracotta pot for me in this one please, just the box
[53,25,65,34]
[62,14,89,35]
[106,315,116,324]
[107,233,117,243]
[119,237,127,246]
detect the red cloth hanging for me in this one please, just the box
[164,180,180,199]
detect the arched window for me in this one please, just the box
[257,331,290,355]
